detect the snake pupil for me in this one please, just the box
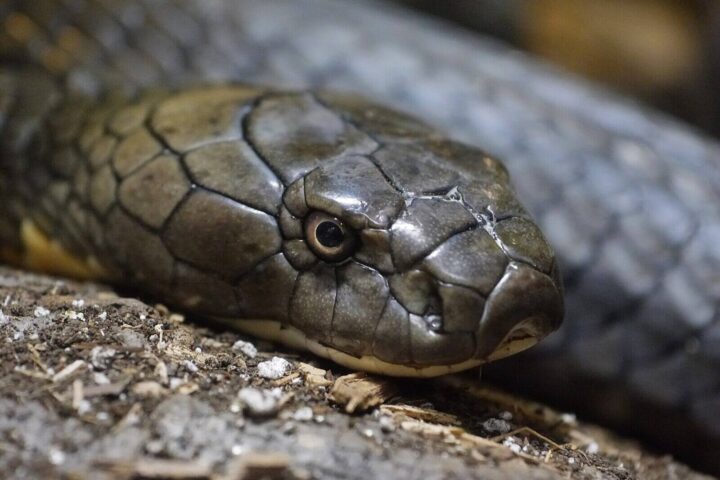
[316,221,345,248]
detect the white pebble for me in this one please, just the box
[169,378,185,390]
[48,447,65,465]
[67,310,85,321]
[379,415,395,432]
[238,387,282,416]
[232,339,258,358]
[77,400,92,415]
[34,307,50,317]
[499,411,513,421]
[293,406,314,422]
[482,418,512,434]
[561,413,577,424]
[502,437,522,454]
[257,356,292,379]
[184,360,199,373]
[90,346,116,370]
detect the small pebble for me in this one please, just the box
[90,346,116,370]
[293,406,314,422]
[67,310,85,321]
[502,437,522,454]
[77,400,92,415]
[48,447,65,465]
[561,413,577,424]
[238,387,282,417]
[93,372,110,385]
[257,356,292,379]
[232,339,258,358]
[132,381,165,398]
[482,418,512,434]
[184,360,199,374]
[379,415,395,433]
[169,378,185,390]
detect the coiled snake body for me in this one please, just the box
[1,0,719,472]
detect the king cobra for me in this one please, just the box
[1,0,718,473]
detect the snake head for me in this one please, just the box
[266,92,564,376]
[107,86,562,377]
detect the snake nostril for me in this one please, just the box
[424,314,443,332]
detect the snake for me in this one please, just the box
[0,0,718,473]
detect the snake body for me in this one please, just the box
[1,0,719,472]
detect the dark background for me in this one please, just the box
[397,0,720,139]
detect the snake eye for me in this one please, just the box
[305,211,357,262]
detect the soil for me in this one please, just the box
[0,265,712,480]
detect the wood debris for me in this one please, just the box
[97,457,212,479]
[329,373,397,413]
[52,359,87,383]
[380,404,460,425]
[438,376,572,428]
[131,380,167,398]
[83,377,131,397]
[223,452,291,480]
[296,362,332,388]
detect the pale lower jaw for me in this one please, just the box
[212,317,538,378]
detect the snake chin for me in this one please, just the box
[486,320,542,362]
[213,317,539,378]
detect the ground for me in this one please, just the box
[0,265,712,480]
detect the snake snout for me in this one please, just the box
[388,259,562,367]
[474,261,564,361]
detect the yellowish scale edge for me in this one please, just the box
[15,219,107,280]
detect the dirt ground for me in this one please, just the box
[0,265,712,480]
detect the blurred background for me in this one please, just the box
[395,0,720,139]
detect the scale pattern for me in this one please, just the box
[0,76,562,368]
[1,0,719,471]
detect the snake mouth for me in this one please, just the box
[212,261,563,378]
[216,318,487,377]
[215,313,548,379]
[485,319,544,362]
